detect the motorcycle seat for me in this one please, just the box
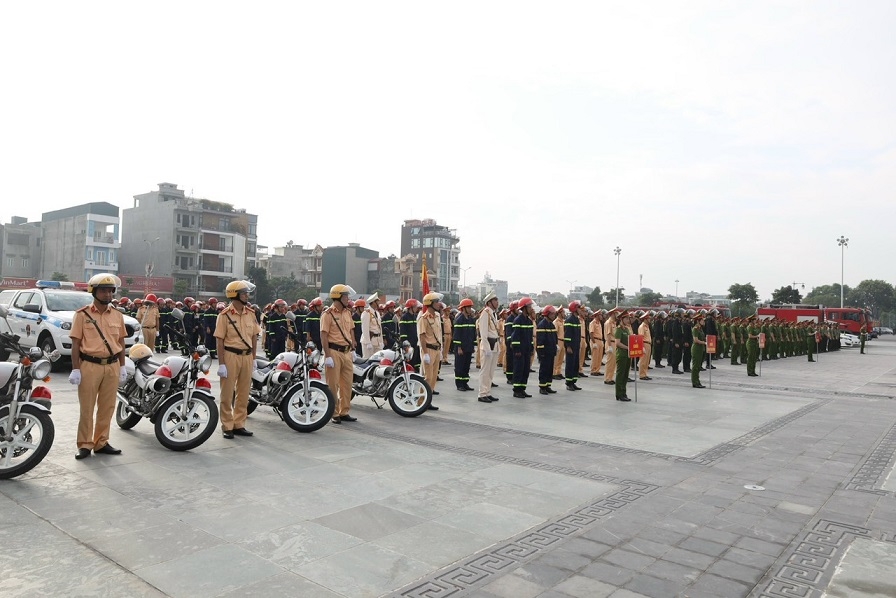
[137,360,163,376]
[254,358,271,370]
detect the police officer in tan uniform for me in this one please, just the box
[70,273,127,459]
[360,292,384,358]
[590,309,605,375]
[477,292,500,402]
[638,310,654,380]
[322,284,358,423]
[603,309,618,385]
[418,292,444,406]
[136,293,160,350]
[214,280,261,439]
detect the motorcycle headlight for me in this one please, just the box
[31,359,52,380]
[133,323,142,332]
[198,354,212,374]
[28,347,43,361]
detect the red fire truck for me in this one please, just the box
[756,304,871,334]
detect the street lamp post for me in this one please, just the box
[675,279,680,300]
[837,236,848,308]
[613,246,622,307]
[461,267,471,298]
[143,237,160,294]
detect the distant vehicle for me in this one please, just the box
[757,304,872,335]
[840,333,859,347]
[876,327,894,335]
[2,281,142,371]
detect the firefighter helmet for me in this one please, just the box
[568,300,582,312]
[518,297,534,309]
[208,297,218,305]
[354,298,366,308]
[542,305,556,316]
[273,299,287,307]
[458,298,474,309]
[296,298,307,307]
[509,300,519,311]
[405,298,420,309]
[145,293,158,303]
[309,297,323,307]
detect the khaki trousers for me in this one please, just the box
[219,351,253,431]
[639,343,653,378]
[422,347,441,391]
[604,344,617,383]
[579,337,587,371]
[143,327,157,351]
[443,333,452,362]
[591,341,604,374]
[479,348,498,397]
[324,350,354,417]
[77,361,119,449]
[553,341,565,376]
[362,337,383,359]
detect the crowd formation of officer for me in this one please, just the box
[109,290,851,418]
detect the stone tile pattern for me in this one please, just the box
[687,399,832,466]
[756,519,896,597]
[844,421,896,495]
[395,480,657,597]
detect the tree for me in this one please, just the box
[604,288,625,306]
[586,286,604,308]
[770,285,802,304]
[728,282,759,317]
[247,266,270,305]
[805,283,850,307]
[173,279,189,299]
[51,272,69,281]
[846,279,896,317]
[636,291,663,306]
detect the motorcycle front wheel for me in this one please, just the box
[388,375,432,417]
[115,394,142,429]
[0,404,55,479]
[280,381,336,432]
[154,393,219,451]
[246,399,258,415]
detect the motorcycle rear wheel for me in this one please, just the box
[154,393,219,451]
[0,405,55,479]
[280,381,335,432]
[115,395,142,430]
[388,376,432,417]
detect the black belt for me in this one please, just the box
[426,343,441,350]
[370,333,381,337]
[225,346,253,356]
[329,344,351,353]
[80,354,119,365]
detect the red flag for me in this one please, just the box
[421,254,430,296]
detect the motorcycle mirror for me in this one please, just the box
[286,311,296,322]
[171,308,185,321]
[0,304,9,318]
[116,306,128,314]
[48,349,62,362]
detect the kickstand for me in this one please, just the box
[370,396,385,409]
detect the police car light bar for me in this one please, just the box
[36,280,76,289]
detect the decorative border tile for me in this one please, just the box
[844,422,896,495]
[756,519,896,598]
[393,482,657,597]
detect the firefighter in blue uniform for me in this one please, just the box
[304,297,323,349]
[351,299,364,356]
[266,299,289,358]
[203,298,219,358]
[400,298,421,371]
[564,300,584,391]
[452,298,477,391]
[536,305,559,395]
[381,300,399,348]
[504,300,519,385]
[292,299,308,346]
[510,297,536,398]
[155,298,171,353]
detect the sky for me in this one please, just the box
[2,1,893,300]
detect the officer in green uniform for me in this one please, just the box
[746,315,760,376]
[860,324,867,354]
[691,313,706,388]
[759,318,770,362]
[614,311,632,402]
[806,322,816,362]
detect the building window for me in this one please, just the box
[86,247,94,260]
[6,257,13,267]
[22,258,29,268]
[411,239,420,248]
[423,238,433,248]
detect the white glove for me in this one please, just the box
[364,343,374,353]
[119,367,128,383]
[324,357,334,368]
[217,364,228,378]
[69,369,81,385]
[252,360,258,371]
[423,353,431,364]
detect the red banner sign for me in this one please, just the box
[118,274,174,294]
[706,335,717,354]
[628,335,644,358]
[0,278,38,289]
[758,333,766,349]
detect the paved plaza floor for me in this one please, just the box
[2,337,895,597]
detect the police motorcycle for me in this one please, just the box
[246,311,335,432]
[351,340,432,417]
[0,305,59,479]
[116,308,219,451]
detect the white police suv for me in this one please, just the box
[0,281,142,370]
